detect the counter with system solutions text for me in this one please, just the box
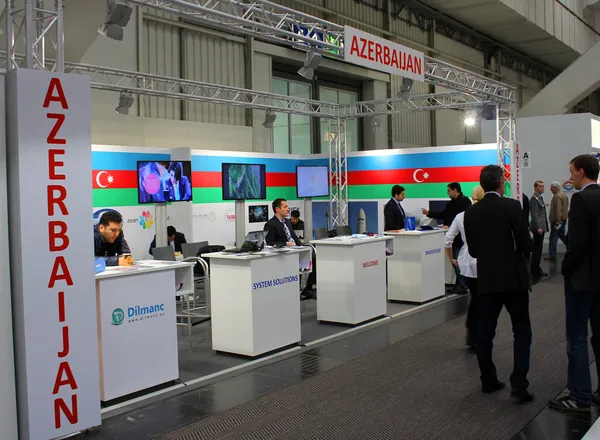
[95,260,195,402]
[385,230,445,303]
[310,235,395,325]
[202,247,313,357]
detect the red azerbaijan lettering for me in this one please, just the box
[44,77,79,430]
[348,33,422,75]
[363,260,379,268]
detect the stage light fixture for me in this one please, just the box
[262,110,277,128]
[98,0,133,41]
[115,92,134,115]
[297,51,322,80]
[464,109,477,127]
[396,78,414,100]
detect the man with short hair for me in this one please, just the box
[94,211,133,266]
[422,182,472,294]
[464,165,533,403]
[545,181,569,262]
[149,225,187,255]
[550,155,600,413]
[530,181,549,276]
[384,185,406,231]
[264,198,316,299]
[290,210,305,232]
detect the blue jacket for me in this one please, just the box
[94,224,131,266]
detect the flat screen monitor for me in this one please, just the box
[248,205,269,223]
[428,200,447,226]
[137,160,193,204]
[296,165,329,198]
[222,163,266,200]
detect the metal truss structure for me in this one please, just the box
[326,118,348,229]
[2,0,518,226]
[3,0,64,72]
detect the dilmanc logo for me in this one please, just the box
[112,308,125,326]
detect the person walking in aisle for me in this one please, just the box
[464,165,533,403]
[545,181,568,262]
[444,185,484,351]
[530,181,549,277]
[549,155,600,413]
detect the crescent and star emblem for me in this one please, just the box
[95,170,114,188]
[412,169,429,183]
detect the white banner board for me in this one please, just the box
[6,69,101,439]
[344,26,425,82]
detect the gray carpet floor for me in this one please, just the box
[158,280,571,440]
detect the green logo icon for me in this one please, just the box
[112,308,124,325]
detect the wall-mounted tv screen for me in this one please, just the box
[248,205,269,223]
[222,163,266,200]
[296,165,329,198]
[137,160,193,204]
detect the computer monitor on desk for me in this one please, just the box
[428,200,447,226]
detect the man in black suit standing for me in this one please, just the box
[464,165,533,403]
[264,198,315,299]
[529,181,549,277]
[384,185,407,231]
[149,225,187,255]
[550,155,600,413]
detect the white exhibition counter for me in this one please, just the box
[310,235,394,325]
[203,247,312,357]
[95,260,195,401]
[385,230,445,303]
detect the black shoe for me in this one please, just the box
[592,390,600,406]
[482,381,506,394]
[511,390,535,403]
[549,395,591,413]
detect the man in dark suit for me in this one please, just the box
[264,198,316,299]
[550,155,600,413]
[529,181,549,276]
[464,165,533,403]
[149,225,187,255]
[384,185,406,231]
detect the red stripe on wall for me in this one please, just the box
[92,170,137,189]
[348,166,483,185]
[191,171,295,188]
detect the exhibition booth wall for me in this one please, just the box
[92,143,499,259]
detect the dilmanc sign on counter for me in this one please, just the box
[6,68,101,439]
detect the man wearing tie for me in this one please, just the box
[530,181,549,277]
[264,198,316,299]
[384,185,406,231]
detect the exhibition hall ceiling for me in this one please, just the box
[414,0,585,70]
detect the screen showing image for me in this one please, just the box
[137,160,193,204]
[248,205,269,223]
[296,166,329,198]
[222,163,266,200]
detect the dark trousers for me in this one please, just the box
[453,245,468,294]
[548,221,567,258]
[531,232,545,273]
[464,277,479,343]
[565,280,600,403]
[304,253,317,293]
[477,291,532,391]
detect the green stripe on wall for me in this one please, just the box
[192,186,298,204]
[349,182,480,200]
[93,188,138,207]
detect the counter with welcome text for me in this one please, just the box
[95,260,195,401]
[202,247,313,357]
[310,235,394,325]
[384,230,445,303]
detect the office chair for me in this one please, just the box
[336,225,352,236]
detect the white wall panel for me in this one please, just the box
[183,30,246,126]
[142,17,182,120]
